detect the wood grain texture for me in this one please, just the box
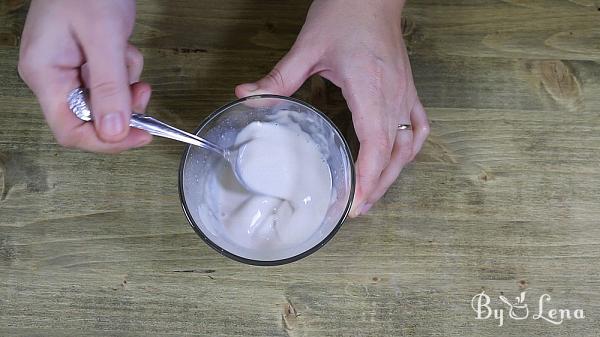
[2,0,600,336]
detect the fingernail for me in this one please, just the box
[135,135,152,148]
[101,112,125,138]
[140,90,151,108]
[360,203,373,215]
[350,202,363,218]
[244,83,259,92]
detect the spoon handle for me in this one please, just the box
[67,87,225,156]
[129,114,225,155]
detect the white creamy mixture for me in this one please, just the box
[207,110,332,250]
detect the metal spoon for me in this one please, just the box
[67,87,253,192]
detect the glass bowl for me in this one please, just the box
[178,95,355,265]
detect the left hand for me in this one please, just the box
[236,0,429,217]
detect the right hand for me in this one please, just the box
[18,0,152,153]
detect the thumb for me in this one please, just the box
[235,47,316,98]
[82,37,131,143]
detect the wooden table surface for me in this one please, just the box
[2,0,600,336]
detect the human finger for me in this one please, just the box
[235,45,318,98]
[342,81,396,217]
[361,126,413,213]
[79,27,131,143]
[409,99,430,160]
[126,44,144,84]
